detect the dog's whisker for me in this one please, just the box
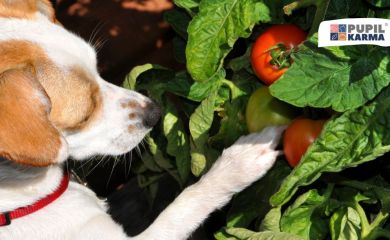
[77,156,94,170]
[88,20,107,48]
[106,157,120,188]
[85,157,98,177]
[85,156,105,177]
[79,159,88,182]
[120,153,131,178]
[93,38,109,54]
[135,146,142,158]
[127,151,133,178]
[139,140,146,151]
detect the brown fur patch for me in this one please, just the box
[40,66,102,131]
[128,113,137,119]
[0,40,102,132]
[0,66,62,166]
[0,0,56,22]
[127,100,140,109]
[0,40,45,73]
[128,125,137,132]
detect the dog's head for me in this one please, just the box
[0,0,160,167]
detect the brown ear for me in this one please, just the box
[0,0,56,22]
[0,66,68,167]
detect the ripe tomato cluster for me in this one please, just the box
[247,24,326,167]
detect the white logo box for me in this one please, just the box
[318,18,390,47]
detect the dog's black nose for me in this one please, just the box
[143,101,161,128]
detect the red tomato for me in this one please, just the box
[251,24,306,85]
[283,118,326,167]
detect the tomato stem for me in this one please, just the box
[267,44,297,69]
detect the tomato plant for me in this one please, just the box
[246,87,296,133]
[283,118,325,167]
[125,0,390,239]
[250,24,306,85]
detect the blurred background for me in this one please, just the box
[56,0,183,86]
[54,1,215,238]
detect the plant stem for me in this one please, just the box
[363,211,390,240]
[354,201,371,238]
[309,0,330,36]
[370,211,389,230]
[283,0,318,16]
[356,208,390,240]
[283,0,331,36]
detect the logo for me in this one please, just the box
[330,24,346,41]
[318,18,390,47]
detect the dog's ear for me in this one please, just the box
[0,65,68,167]
[0,0,56,22]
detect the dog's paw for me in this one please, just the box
[208,126,285,193]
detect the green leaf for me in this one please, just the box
[227,46,252,73]
[270,86,390,207]
[225,228,258,239]
[230,70,262,95]
[145,136,182,184]
[258,0,297,24]
[140,151,163,172]
[210,70,262,147]
[163,100,191,183]
[173,0,200,15]
[376,9,390,18]
[224,228,304,240]
[137,172,165,188]
[166,71,222,102]
[259,207,282,232]
[135,68,223,102]
[210,97,248,148]
[280,189,331,239]
[135,68,176,99]
[326,0,368,19]
[337,179,390,213]
[215,230,240,240]
[226,161,291,228]
[186,0,271,82]
[330,207,361,240]
[366,0,390,7]
[123,64,166,90]
[270,36,390,112]
[189,91,218,176]
[164,9,190,39]
[189,91,217,141]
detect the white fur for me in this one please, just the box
[0,13,285,240]
[64,80,151,160]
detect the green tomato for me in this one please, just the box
[246,87,297,133]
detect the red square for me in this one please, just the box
[330,24,339,33]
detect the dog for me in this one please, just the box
[0,1,284,239]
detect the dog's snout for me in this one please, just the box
[142,101,161,128]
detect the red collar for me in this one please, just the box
[0,171,69,226]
